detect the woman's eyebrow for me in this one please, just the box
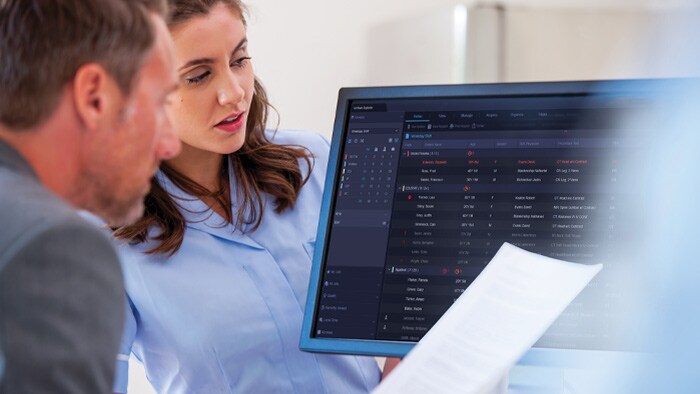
[179,38,248,71]
[178,57,213,71]
[232,38,248,54]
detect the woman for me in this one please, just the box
[112,0,386,392]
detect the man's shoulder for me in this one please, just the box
[0,173,124,394]
[0,167,114,266]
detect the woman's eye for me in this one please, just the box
[185,70,211,85]
[231,56,252,69]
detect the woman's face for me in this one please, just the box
[167,3,254,157]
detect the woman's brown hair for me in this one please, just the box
[113,0,313,256]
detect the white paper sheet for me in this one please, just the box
[373,242,602,394]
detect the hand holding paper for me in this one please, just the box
[373,242,602,394]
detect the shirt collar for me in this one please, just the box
[155,160,264,250]
[0,138,38,179]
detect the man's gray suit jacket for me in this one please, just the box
[0,139,125,393]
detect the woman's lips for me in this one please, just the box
[215,112,245,133]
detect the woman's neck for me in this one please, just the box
[166,143,225,192]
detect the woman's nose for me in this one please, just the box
[217,73,245,107]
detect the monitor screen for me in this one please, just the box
[301,80,666,358]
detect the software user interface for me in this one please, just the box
[314,94,641,351]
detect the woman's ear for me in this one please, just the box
[72,63,123,132]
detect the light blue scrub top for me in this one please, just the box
[113,130,380,393]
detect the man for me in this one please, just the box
[0,0,179,392]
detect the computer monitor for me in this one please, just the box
[300,79,668,367]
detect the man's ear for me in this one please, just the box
[72,63,122,132]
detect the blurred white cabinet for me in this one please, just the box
[366,3,698,85]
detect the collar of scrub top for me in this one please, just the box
[155,158,265,250]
